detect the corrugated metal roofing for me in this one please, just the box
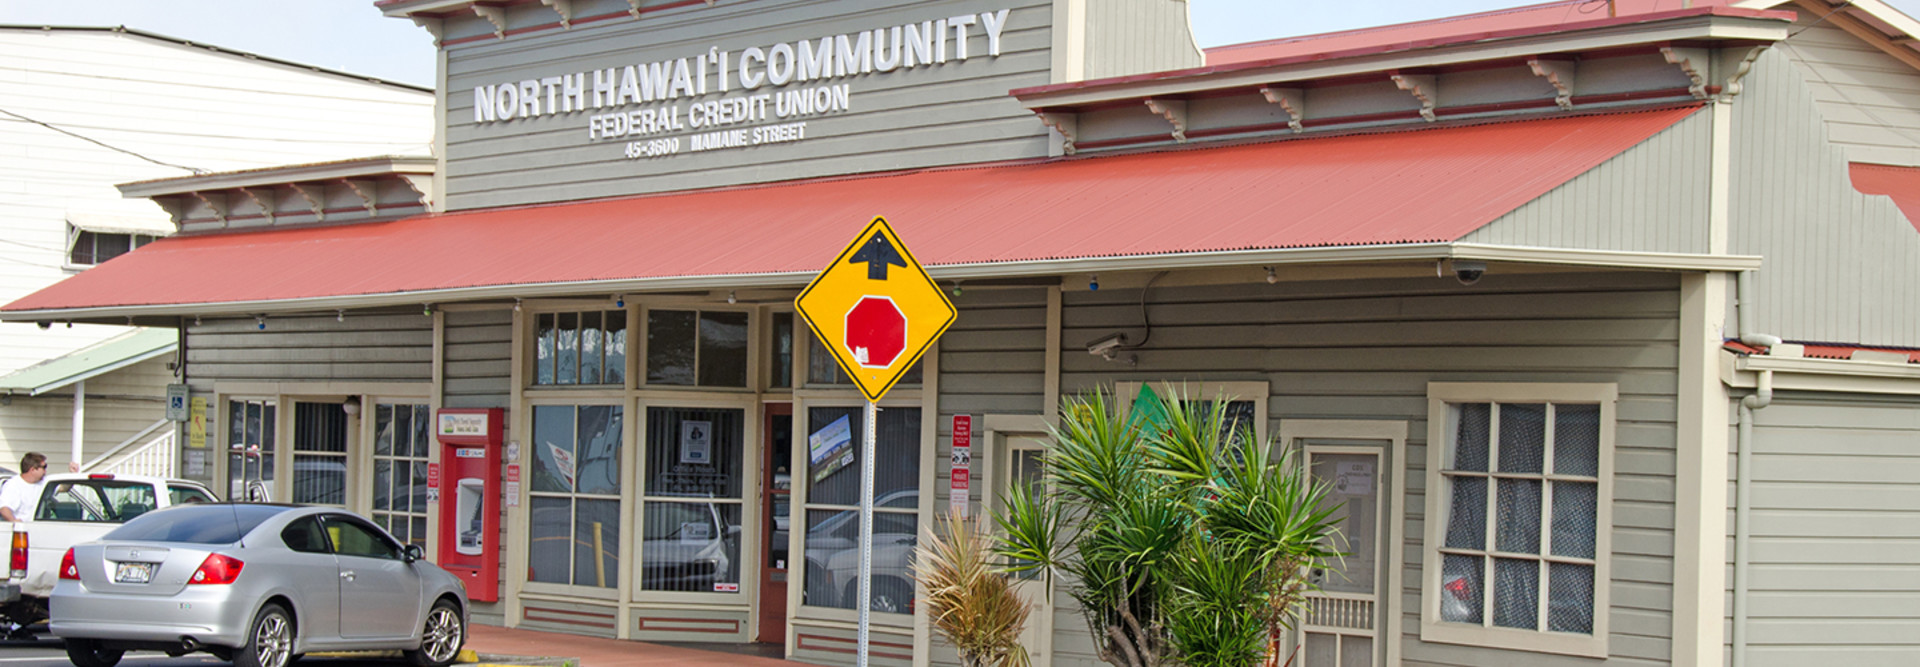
[1,105,1697,315]
[1848,162,1920,233]
[0,328,175,395]
[1725,340,1920,363]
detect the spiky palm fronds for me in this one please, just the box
[919,514,1032,667]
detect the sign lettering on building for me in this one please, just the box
[469,8,1012,160]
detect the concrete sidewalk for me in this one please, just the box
[465,624,811,667]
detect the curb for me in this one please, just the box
[306,649,572,666]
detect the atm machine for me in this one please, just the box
[435,408,502,601]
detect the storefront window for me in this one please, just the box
[647,310,748,387]
[291,402,348,506]
[807,333,920,386]
[528,404,624,588]
[800,406,920,614]
[226,399,276,501]
[640,407,745,593]
[771,312,793,389]
[534,311,626,386]
[372,403,432,547]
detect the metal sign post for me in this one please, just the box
[795,216,957,667]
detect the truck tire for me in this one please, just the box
[64,638,124,667]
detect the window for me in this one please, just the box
[227,399,277,501]
[800,406,921,615]
[373,403,432,547]
[291,402,348,506]
[1422,383,1613,658]
[647,309,748,387]
[68,228,158,266]
[528,404,624,590]
[282,517,329,554]
[535,311,627,386]
[37,480,157,523]
[323,515,403,560]
[639,406,746,594]
[168,485,215,505]
[1116,381,1267,447]
[771,312,794,389]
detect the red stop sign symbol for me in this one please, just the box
[844,296,907,369]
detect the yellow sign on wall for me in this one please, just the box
[188,397,208,448]
[795,216,956,402]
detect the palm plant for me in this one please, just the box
[993,386,1344,667]
[918,513,1032,667]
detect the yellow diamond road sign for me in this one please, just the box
[796,216,956,403]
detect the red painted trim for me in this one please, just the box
[524,605,617,620]
[440,0,714,47]
[796,632,914,660]
[1012,6,1793,99]
[634,617,743,633]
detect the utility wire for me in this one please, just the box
[0,107,207,175]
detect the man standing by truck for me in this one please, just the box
[0,453,49,522]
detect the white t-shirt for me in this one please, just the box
[0,476,45,522]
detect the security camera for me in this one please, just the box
[1086,332,1128,358]
[35,321,51,330]
[1452,260,1486,286]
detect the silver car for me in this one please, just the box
[50,504,467,667]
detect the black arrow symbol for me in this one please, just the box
[848,232,908,280]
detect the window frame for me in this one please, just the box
[521,399,629,601]
[629,394,761,603]
[1420,382,1615,658]
[65,223,160,269]
[1114,380,1270,446]
[790,396,926,626]
[639,305,757,390]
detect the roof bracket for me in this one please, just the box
[286,183,326,223]
[236,186,275,225]
[1037,111,1078,155]
[1144,98,1188,142]
[188,191,228,227]
[540,0,573,28]
[340,178,379,217]
[1391,72,1438,122]
[472,4,508,40]
[1661,46,1710,100]
[1527,57,1576,111]
[410,16,445,40]
[1259,86,1305,133]
[1722,46,1768,99]
[397,174,435,211]
[625,0,643,17]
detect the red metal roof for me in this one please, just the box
[1725,340,1920,363]
[2,105,1697,314]
[1848,162,1920,234]
[1206,0,1741,66]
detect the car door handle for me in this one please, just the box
[340,571,355,581]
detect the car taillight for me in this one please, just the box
[189,554,244,585]
[58,548,77,580]
[1445,577,1471,600]
[10,532,27,578]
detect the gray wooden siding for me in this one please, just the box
[1734,396,1920,666]
[1080,0,1201,80]
[1729,47,1920,347]
[1461,108,1712,253]
[444,308,513,409]
[1772,16,1920,167]
[1049,272,1682,667]
[184,311,433,384]
[439,0,1055,211]
[0,356,172,472]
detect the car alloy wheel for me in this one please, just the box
[407,599,466,667]
[238,603,294,667]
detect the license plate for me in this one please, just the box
[114,562,154,584]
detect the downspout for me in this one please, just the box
[1731,269,1778,667]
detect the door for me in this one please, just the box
[291,401,349,506]
[757,403,793,643]
[324,514,422,639]
[369,402,432,549]
[1296,443,1387,667]
[995,428,1053,667]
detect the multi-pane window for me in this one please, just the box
[373,403,432,547]
[68,228,158,266]
[535,311,627,386]
[291,402,348,506]
[1425,384,1612,657]
[801,406,920,614]
[647,309,749,387]
[226,399,277,501]
[640,407,746,594]
[528,405,624,589]
[771,312,794,389]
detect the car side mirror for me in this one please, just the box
[404,544,424,562]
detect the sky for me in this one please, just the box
[4,0,1920,87]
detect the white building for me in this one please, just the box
[0,25,433,473]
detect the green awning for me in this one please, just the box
[0,328,176,396]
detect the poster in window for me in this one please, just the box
[681,421,712,464]
[808,414,854,483]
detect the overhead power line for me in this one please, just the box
[0,106,207,175]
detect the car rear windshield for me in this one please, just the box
[103,505,289,545]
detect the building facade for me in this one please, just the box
[6,1,1920,666]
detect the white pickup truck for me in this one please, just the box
[0,473,218,635]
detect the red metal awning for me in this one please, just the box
[3,105,1698,316]
[1849,162,1920,234]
